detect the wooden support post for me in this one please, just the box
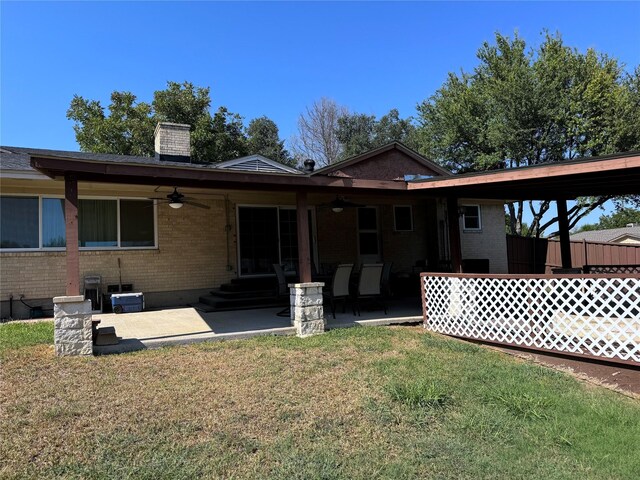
[65,174,80,295]
[447,197,463,273]
[296,191,312,283]
[556,198,572,269]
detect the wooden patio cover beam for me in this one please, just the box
[30,156,407,194]
[446,198,463,273]
[64,174,80,296]
[296,192,312,283]
[556,199,572,269]
[407,153,640,200]
[31,152,640,200]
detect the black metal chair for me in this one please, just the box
[273,264,290,317]
[381,262,393,299]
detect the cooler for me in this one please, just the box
[111,292,144,314]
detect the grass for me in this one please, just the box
[1,323,638,479]
[385,379,450,410]
[0,320,53,355]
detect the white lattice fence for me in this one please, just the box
[422,274,640,364]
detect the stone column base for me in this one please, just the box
[53,295,93,356]
[289,282,325,337]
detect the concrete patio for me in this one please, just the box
[94,299,422,354]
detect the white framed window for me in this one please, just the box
[393,205,413,232]
[0,195,157,251]
[462,204,482,231]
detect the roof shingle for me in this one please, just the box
[571,225,640,243]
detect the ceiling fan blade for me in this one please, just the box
[183,200,210,209]
[319,196,364,209]
[341,200,364,208]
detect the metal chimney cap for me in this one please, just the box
[303,158,316,172]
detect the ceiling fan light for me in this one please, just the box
[169,201,183,209]
[331,207,343,213]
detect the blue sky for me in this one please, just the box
[2,1,639,225]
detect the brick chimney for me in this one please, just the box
[154,122,191,163]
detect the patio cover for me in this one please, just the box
[406,151,640,200]
[27,149,640,293]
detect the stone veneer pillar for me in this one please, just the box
[289,282,326,337]
[53,295,93,356]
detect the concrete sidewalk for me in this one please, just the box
[93,300,422,354]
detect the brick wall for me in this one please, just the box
[459,200,508,273]
[379,203,432,272]
[316,207,359,267]
[1,196,236,317]
[315,198,437,273]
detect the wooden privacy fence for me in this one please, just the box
[507,235,640,274]
[421,273,640,365]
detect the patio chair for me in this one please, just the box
[353,263,387,316]
[323,263,354,319]
[273,264,290,317]
[381,262,393,299]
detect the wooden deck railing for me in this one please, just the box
[421,273,640,365]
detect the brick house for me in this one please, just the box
[1,123,508,319]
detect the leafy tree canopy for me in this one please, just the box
[67,81,289,165]
[416,32,640,237]
[575,207,640,232]
[246,116,294,166]
[336,109,418,160]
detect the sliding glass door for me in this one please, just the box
[237,206,315,276]
[238,207,280,275]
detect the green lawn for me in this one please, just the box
[1,323,638,479]
[0,320,53,354]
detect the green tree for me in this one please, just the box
[246,116,293,166]
[416,32,640,237]
[336,113,376,158]
[67,91,155,157]
[67,81,250,164]
[336,109,417,159]
[374,109,418,147]
[575,207,640,232]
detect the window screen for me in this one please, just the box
[79,199,117,247]
[120,200,154,247]
[42,198,66,247]
[0,196,38,248]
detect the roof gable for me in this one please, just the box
[215,155,302,174]
[610,233,640,243]
[312,143,450,181]
[570,225,640,243]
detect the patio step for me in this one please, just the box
[223,277,275,290]
[209,288,276,300]
[198,293,287,311]
[219,275,296,293]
